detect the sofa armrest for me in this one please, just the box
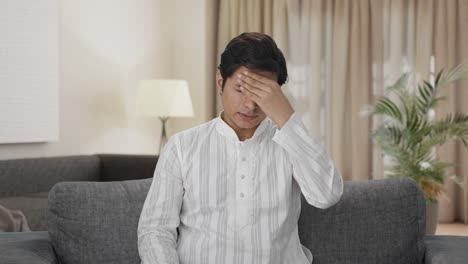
[424,235,468,264]
[97,154,158,182]
[0,231,58,264]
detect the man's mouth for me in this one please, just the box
[239,113,258,120]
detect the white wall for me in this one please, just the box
[0,0,216,159]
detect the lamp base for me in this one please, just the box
[159,117,169,154]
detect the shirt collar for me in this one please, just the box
[215,111,271,143]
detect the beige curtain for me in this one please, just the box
[285,0,468,223]
[382,0,468,223]
[216,0,289,113]
[285,0,376,181]
[431,0,468,224]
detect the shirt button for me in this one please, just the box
[240,192,245,198]
[240,174,245,179]
[241,157,246,162]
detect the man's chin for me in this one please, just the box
[235,116,261,129]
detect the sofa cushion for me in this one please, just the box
[0,192,49,231]
[0,231,57,264]
[48,178,151,264]
[298,178,426,264]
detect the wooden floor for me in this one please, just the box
[436,223,468,236]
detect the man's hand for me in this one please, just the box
[238,70,294,128]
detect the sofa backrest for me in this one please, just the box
[47,177,426,264]
[0,155,100,197]
[298,177,426,264]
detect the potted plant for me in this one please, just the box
[364,63,468,234]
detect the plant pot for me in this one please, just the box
[426,202,439,234]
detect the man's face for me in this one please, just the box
[216,66,277,138]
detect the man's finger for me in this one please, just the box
[243,71,277,87]
[241,85,261,101]
[241,80,268,98]
[239,73,270,92]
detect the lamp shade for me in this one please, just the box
[136,79,194,117]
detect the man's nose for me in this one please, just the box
[242,96,257,110]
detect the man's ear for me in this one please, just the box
[216,69,224,94]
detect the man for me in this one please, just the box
[138,32,343,264]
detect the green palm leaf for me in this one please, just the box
[365,62,468,202]
[373,97,403,123]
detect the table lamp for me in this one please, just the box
[136,79,194,153]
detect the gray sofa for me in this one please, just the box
[0,155,467,264]
[0,154,158,231]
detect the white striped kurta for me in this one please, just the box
[138,112,343,264]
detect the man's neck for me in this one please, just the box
[237,132,253,142]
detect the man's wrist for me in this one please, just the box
[273,110,294,129]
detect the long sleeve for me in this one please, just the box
[138,136,184,264]
[272,112,343,209]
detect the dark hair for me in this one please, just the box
[218,32,288,90]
